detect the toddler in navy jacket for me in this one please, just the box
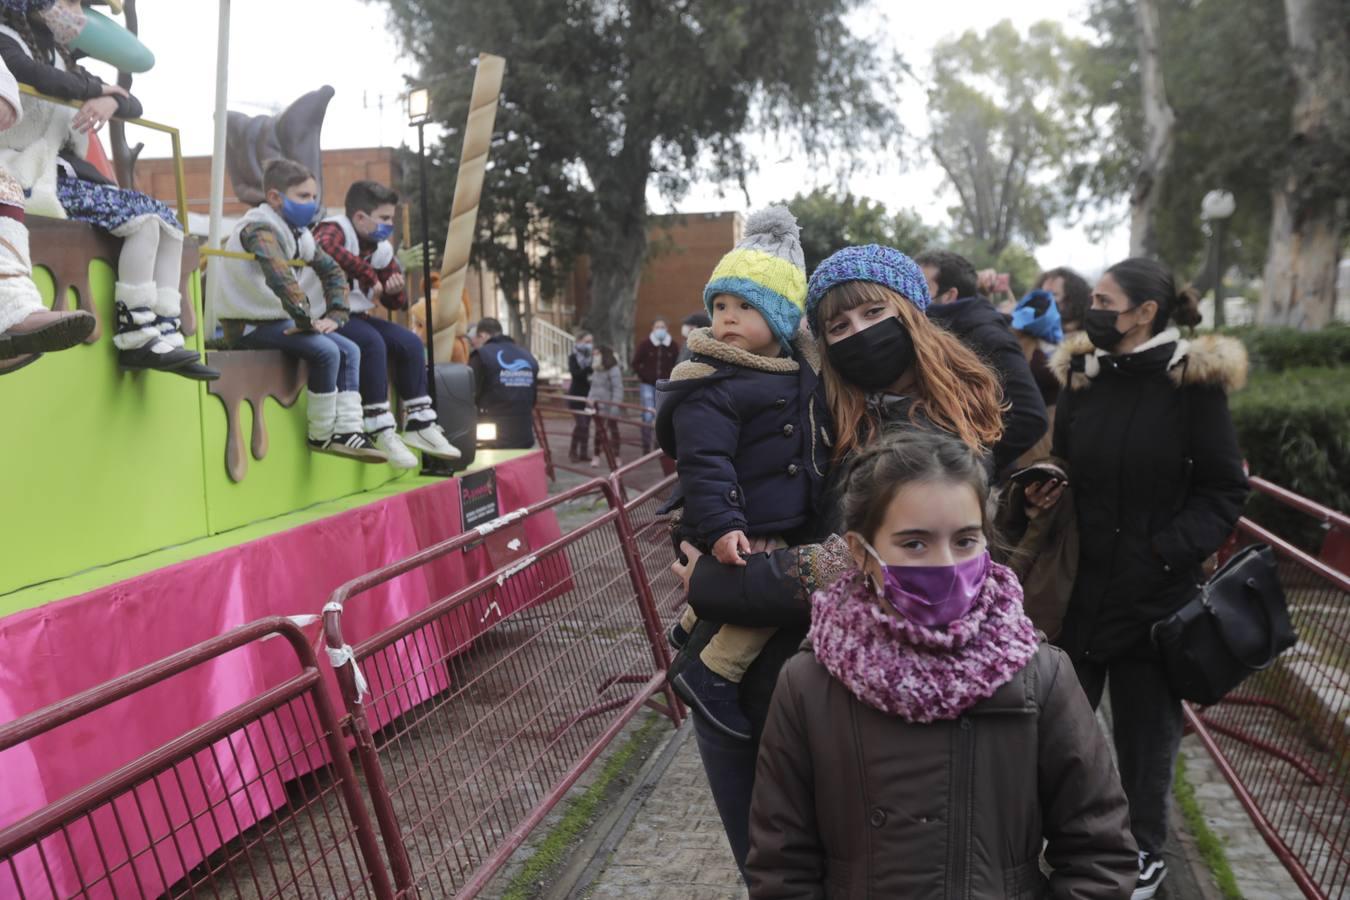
[656,206,830,741]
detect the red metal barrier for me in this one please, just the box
[611,455,684,628]
[1187,516,1350,899]
[1248,475,1350,575]
[534,396,671,484]
[0,618,393,899]
[321,478,681,898]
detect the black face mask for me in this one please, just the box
[826,317,916,391]
[1084,308,1127,351]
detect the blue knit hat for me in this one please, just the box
[805,244,931,335]
[704,206,808,351]
[1010,289,1064,344]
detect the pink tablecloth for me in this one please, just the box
[0,451,555,897]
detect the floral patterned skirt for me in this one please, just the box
[56,171,180,235]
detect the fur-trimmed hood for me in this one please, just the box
[666,325,819,382]
[1050,329,1248,393]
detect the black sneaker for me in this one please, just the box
[667,621,690,652]
[310,432,388,463]
[672,657,752,741]
[1132,851,1167,900]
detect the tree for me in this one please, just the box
[1127,0,1175,257]
[376,0,896,354]
[926,20,1089,260]
[1259,0,1350,329]
[784,189,939,273]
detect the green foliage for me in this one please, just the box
[376,0,897,352]
[926,20,1089,258]
[1075,0,1296,277]
[1231,367,1350,521]
[1230,324,1350,373]
[1172,755,1244,900]
[784,188,939,273]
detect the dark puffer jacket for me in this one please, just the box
[1049,330,1250,662]
[747,644,1137,899]
[656,327,830,545]
[631,334,680,385]
[928,296,1049,476]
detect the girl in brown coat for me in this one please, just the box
[747,431,1137,899]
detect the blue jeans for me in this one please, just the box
[234,319,360,394]
[639,381,656,452]
[692,712,755,879]
[338,313,428,406]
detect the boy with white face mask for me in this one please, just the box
[311,181,461,469]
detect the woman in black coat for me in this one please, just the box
[566,332,594,461]
[1031,257,1249,899]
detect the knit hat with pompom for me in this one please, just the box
[703,205,807,351]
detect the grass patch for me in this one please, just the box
[1174,753,1244,900]
[499,712,666,900]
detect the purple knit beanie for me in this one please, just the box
[805,244,931,335]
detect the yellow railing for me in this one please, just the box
[18,83,188,230]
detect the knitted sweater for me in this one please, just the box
[217,204,347,330]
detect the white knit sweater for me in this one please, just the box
[215,203,322,322]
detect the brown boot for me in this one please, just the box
[0,308,95,360]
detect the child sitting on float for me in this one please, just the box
[310,180,460,468]
[215,159,386,462]
[0,0,215,379]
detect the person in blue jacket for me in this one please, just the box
[469,317,539,449]
[657,206,831,742]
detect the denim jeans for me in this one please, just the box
[338,313,428,406]
[234,319,359,393]
[1074,655,1185,855]
[639,381,656,452]
[692,711,756,879]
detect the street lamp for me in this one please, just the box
[408,87,437,409]
[1201,190,1236,328]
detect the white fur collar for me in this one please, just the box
[1079,327,1185,381]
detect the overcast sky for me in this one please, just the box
[114,0,1129,276]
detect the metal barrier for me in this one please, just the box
[0,618,392,899]
[1189,516,1350,899]
[612,456,684,628]
[533,395,666,483]
[322,478,680,898]
[1249,475,1350,575]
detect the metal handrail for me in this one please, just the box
[1249,476,1350,531]
[18,83,188,230]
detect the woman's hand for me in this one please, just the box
[100,83,130,99]
[1024,478,1067,520]
[73,96,119,134]
[670,541,703,594]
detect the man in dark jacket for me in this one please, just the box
[917,250,1049,478]
[468,318,539,449]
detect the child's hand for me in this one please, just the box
[73,97,118,134]
[712,530,751,567]
[385,272,406,294]
[100,83,130,99]
[312,317,339,335]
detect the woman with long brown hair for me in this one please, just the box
[668,244,1008,875]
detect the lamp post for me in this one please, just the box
[408,87,436,408]
[1201,190,1236,328]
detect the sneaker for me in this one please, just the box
[310,432,389,463]
[403,423,463,460]
[667,621,690,652]
[1132,851,1167,900]
[672,657,752,741]
[375,430,419,470]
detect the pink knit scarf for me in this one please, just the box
[809,563,1040,723]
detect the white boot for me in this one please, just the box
[0,215,46,335]
[306,390,338,445]
[401,394,462,460]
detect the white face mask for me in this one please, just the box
[40,3,87,46]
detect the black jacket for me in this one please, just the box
[656,328,830,546]
[566,349,592,411]
[928,297,1049,477]
[1049,330,1250,661]
[469,335,539,449]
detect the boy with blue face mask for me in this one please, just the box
[216,159,385,462]
[310,181,461,469]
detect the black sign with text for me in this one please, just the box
[460,468,500,532]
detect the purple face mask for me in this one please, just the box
[859,540,991,627]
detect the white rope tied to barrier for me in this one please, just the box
[325,644,369,700]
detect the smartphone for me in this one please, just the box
[1010,463,1067,489]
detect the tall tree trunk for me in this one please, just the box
[1258,0,1348,329]
[581,149,651,361]
[1129,0,1176,257]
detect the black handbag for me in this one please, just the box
[1151,544,1297,705]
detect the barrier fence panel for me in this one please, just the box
[534,397,673,489]
[611,455,683,630]
[322,479,681,898]
[0,618,393,900]
[1189,517,1350,899]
